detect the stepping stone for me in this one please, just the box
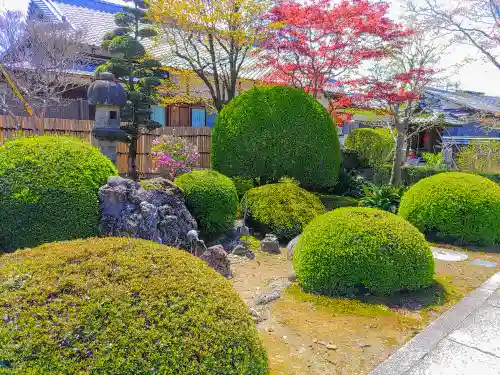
[431,247,468,262]
[470,259,498,268]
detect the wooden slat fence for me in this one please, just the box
[0,115,212,175]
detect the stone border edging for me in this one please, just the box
[369,271,500,375]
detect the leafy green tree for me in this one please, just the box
[97,0,166,179]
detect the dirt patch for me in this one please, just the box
[231,246,500,375]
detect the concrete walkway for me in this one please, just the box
[370,271,500,375]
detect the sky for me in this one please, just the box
[2,0,499,96]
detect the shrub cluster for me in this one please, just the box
[399,172,500,246]
[456,140,499,173]
[244,182,326,241]
[374,164,500,186]
[151,134,199,180]
[344,128,394,167]
[0,237,268,374]
[0,136,117,252]
[212,86,341,190]
[175,170,238,236]
[293,207,434,295]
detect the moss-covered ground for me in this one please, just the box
[231,245,500,375]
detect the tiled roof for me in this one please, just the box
[425,88,500,113]
[28,0,271,80]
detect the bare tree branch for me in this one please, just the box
[0,10,87,124]
[405,0,500,69]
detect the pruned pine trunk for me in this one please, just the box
[128,137,138,181]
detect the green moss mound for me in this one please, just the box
[175,170,238,235]
[344,128,394,167]
[212,86,341,190]
[244,182,326,241]
[399,172,500,246]
[0,136,117,252]
[0,237,268,374]
[293,207,434,295]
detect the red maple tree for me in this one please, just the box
[261,0,412,100]
[341,67,438,185]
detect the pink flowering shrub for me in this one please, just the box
[151,135,199,180]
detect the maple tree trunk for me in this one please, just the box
[390,131,405,186]
[128,137,138,181]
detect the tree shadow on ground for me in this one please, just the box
[356,280,449,311]
[284,279,451,318]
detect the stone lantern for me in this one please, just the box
[88,72,127,164]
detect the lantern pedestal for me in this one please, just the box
[87,73,126,165]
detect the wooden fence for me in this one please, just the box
[0,115,212,175]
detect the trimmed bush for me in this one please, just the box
[244,182,326,241]
[0,136,117,252]
[0,237,268,374]
[212,86,341,190]
[175,170,238,235]
[374,164,500,186]
[344,128,394,167]
[293,207,434,295]
[399,172,500,246]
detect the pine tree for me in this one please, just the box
[97,0,166,180]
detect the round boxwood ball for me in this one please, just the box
[344,128,394,167]
[244,182,326,241]
[175,170,238,235]
[212,86,341,190]
[399,172,500,246]
[0,136,117,252]
[293,207,434,295]
[0,237,268,374]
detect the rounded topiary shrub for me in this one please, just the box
[293,207,434,295]
[0,237,268,374]
[244,182,326,241]
[399,172,500,246]
[344,128,394,167]
[0,136,117,252]
[212,86,341,190]
[175,170,238,235]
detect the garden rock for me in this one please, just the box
[200,245,232,278]
[217,228,245,253]
[99,176,197,249]
[255,291,281,305]
[287,235,301,259]
[261,234,280,254]
[232,244,248,256]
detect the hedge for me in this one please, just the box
[344,128,394,168]
[0,136,117,252]
[0,237,268,374]
[374,164,500,186]
[399,172,500,246]
[293,207,434,295]
[244,182,326,241]
[175,170,238,236]
[212,86,341,190]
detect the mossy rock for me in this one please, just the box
[0,237,268,374]
[0,136,117,252]
[293,207,434,295]
[399,172,500,246]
